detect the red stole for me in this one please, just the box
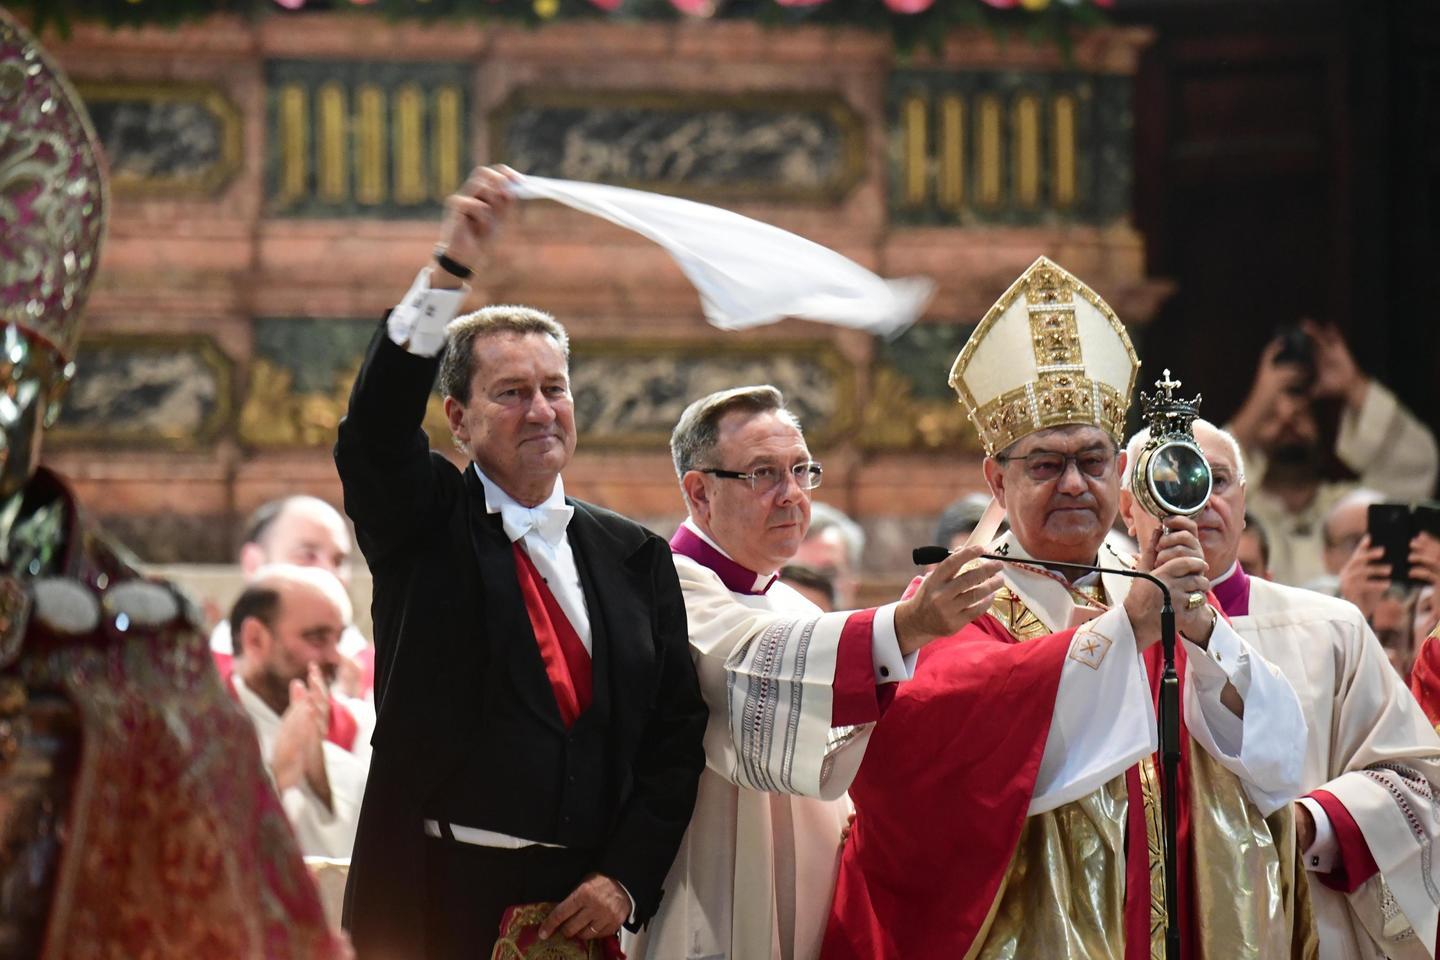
[1125,638,1197,960]
[823,587,1235,959]
[821,612,1070,958]
[512,541,592,727]
[1411,630,1440,726]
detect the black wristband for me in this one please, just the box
[432,246,473,281]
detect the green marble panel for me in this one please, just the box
[494,90,865,203]
[52,335,231,448]
[79,82,242,196]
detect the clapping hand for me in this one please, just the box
[272,663,333,810]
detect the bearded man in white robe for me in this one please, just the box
[231,564,373,860]
[1122,418,1440,959]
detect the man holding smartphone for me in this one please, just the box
[1229,320,1437,588]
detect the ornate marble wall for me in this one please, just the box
[40,16,1163,597]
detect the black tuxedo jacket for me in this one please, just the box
[335,323,706,958]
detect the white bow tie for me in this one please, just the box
[499,502,573,547]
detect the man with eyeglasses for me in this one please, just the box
[824,257,1308,959]
[627,384,1006,960]
[1122,419,1440,959]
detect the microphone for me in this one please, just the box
[913,545,1171,602]
[913,542,1185,960]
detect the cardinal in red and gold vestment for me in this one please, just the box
[823,257,1312,960]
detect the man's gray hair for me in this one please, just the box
[670,385,802,479]
[438,305,570,404]
[806,502,865,568]
[1323,487,1385,545]
[1122,418,1246,487]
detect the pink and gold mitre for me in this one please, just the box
[949,256,1139,456]
[0,8,108,362]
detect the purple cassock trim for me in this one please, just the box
[1212,564,1251,617]
[669,524,777,596]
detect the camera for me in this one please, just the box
[1273,324,1313,367]
[1272,324,1314,393]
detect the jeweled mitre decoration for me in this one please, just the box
[0,9,108,361]
[948,256,1139,457]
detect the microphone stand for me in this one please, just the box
[912,547,1183,960]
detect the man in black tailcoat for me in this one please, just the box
[337,165,707,959]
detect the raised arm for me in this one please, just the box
[334,166,517,565]
[1297,319,1437,499]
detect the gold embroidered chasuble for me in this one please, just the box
[968,550,1315,960]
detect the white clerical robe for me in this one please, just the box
[991,534,1308,814]
[1230,572,1440,959]
[234,674,373,859]
[634,535,1196,960]
[626,560,875,960]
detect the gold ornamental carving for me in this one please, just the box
[240,357,450,448]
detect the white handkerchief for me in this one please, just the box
[508,173,934,335]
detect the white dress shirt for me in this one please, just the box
[387,269,466,358]
[475,466,591,653]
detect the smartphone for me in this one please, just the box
[1368,501,1440,585]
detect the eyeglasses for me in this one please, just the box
[700,461,823,494]
[996,449,1115,483]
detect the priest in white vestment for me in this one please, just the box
[1124,418,1440,959]
[633,384,1261,960]
[230,564,374,860]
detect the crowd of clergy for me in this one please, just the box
[216,166,1440,960]
[17,14,1436,954]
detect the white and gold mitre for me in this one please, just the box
[949,256,1139,456]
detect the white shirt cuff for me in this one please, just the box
[870,602,913,683]
[1297,796,1338,873]
[283,783,338,826]
[1183,615,1251,693]
[617,881,637,925]
[386,268,468,357]
[1181,617,1305,814]
[1182,620,1249,757]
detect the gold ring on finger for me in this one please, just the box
[1185,591,1206,610]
